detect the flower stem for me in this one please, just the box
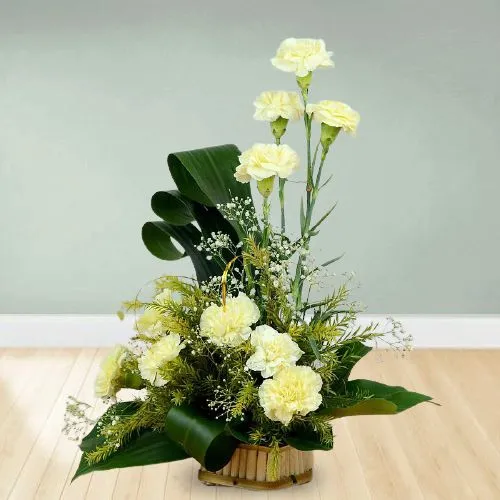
[274,136,286,234]
[262,196,271,247]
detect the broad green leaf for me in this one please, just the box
[141,221,186,261]
[168,144,251,208]
[142,221,220,283]
[165,404,237,472]
[73,430,188,481]
[143,145,253,282]
[285,427,333,451]
[329,341,372,391]
[226,422,252,444]
[321,398,398,418]
[80,402,141,453]
[74,401,188,481]
[346,379,433,412]
[151,190,195,226]
[191,204,239,243]
[320,379,432,418]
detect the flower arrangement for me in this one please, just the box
[66,37,432,489]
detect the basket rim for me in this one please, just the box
[236,442,292,452]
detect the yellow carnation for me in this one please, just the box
[234,143,300,183]
[200,293,260,346]
[95,345,128,398]
[246,325,303,378]
[306,101,360,135]
[135,307,164,337]
[271,38,333,77]
[258,365,322,425]
[253,91,304,122]
[138,334,185,386]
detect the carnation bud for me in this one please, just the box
[257,176,275,198]
[296,71,312,92]
[270,116,288,141]
[320,122,341,152]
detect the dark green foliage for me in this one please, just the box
[142,144,255,283]
[165,404,238,472]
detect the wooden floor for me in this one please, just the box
[0,349,499,500]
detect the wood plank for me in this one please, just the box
[33,349,99,499]
[59,348,113,500]
[0,348,498,499]
[112,466,143,499]
[0,349,76,499]
[137,463,169,500]
[8,349,95,500]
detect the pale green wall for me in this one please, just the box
[1,0,499,313]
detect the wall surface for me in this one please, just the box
[1,0,499,314]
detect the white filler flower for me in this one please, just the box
[138,334,185,386]
[235,143,299,183]
[200,293,260,346]
[95,345,128,398]
[246,325,303,378]
[258,365,323,425]
[306,101,360,135]
[253,91,304,122]
[271,38,334,77]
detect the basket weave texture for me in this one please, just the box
[198,443,313,490]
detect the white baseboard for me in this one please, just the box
[0,314,499,348]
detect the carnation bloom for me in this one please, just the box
[246,325,303,378]
[253,91,304,122]
[258,366,323,425]
[234,144,299,183]
[306,101,360,135]
[135,307,164,337]
[271,38,333,77]
[138,334,185,386]
[154,288,172,306]
[95,345,128,398]
[200,294,260,346]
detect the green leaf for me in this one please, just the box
[143,144,254,282]
[165,405,238,472]
[330,341,372,390]
[168,144,251,208]
[346,380,433,412]
[151,190,195,226]
[79,402,141,453]
[285,427,333,451]
[141,221,186,261]
[142,221,220,283]
[74,402,188,481]
[310,202,337,233]
[226,422,252,444]
[320,398,398,418]
[320,379,432,418]
[73,430,188,481]
[321,253,345,268]
[307,335,322,361]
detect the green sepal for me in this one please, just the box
[165,405,238,472]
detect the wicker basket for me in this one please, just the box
[198,443,313,490]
